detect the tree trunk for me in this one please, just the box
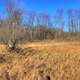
[7,40,16,51]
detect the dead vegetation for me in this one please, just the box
[0,0,80,80]
[0,41,80,80]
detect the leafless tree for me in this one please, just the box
[4,0,23,51]
[75,10,80,32]
[54,9,64,39]
[35,13,52,40]
[27,12,36,41]
[67,9,75,32]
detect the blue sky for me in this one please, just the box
[23,0,80,31]
[23,0,80,14]
[0,0,80,16]
[0,0,80,31]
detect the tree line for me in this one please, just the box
[0,0,80,50]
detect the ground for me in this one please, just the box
[0,41,80,80]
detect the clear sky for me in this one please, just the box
[0,0,80,31]
[23,0,80,31]
[0,0,80,16]
[23,0,80,14]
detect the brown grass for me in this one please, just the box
[0,41,80,80]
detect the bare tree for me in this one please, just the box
[75,10,80,32]
[35,13,52,40]
[26,12,36,41]
[67,9,75,32]
[54,9,64,39]
[4,0,23,51]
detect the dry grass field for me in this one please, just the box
[0,41,80,80]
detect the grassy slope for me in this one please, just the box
[0,41,80,80]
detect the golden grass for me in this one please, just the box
[0,41,80,80]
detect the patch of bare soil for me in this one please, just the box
[0,41,80,80]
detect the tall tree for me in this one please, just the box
[67,9,75,32]
[75,10,80,32]
[27,12,36,40]
[55,9,64,31]
[54,9,64,39]
[5,0,23,51]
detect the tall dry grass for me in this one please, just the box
[0,41,80,80]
